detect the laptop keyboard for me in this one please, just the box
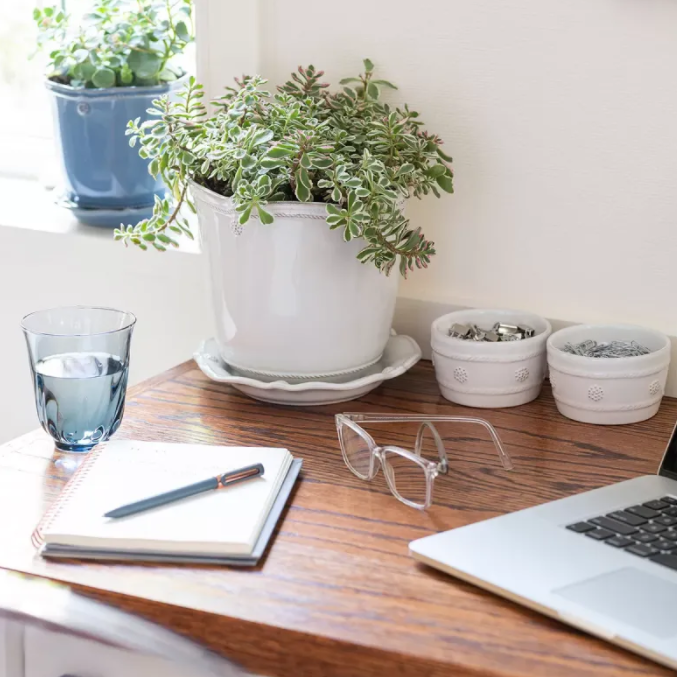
[567,496,677,571]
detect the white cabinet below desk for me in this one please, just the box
[24,627,200,677]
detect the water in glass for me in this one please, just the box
[33,352,128,452]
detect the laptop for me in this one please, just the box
[409,420,677,670]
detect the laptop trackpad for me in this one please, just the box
[554,568,677,638]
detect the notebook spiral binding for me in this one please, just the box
[31,446,106,549]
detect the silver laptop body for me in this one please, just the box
[410,422,677,670]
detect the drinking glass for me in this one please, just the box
[22,307,136,453]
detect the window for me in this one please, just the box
[0,1,55,180]
[0,1,195,183]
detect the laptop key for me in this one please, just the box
[653,539,677,551]
[651,553,677,570]
[644,500,669,511]
[605,536,634,548]
[640,523,667,534]
[590,516,638,536]
[586,528,614,541]
[654,516,677,527]
[634,533,659,544]
[627,543,660,557]
[627,505,660,519]
[608,511,647,526]
[660,496,677,505]
[662,530,677,541]
[566,522,595,533]
[663,507,677,518]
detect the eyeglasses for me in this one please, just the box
[335,413,512,510]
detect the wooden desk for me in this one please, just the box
[0,361,675,677]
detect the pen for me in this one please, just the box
[104,463,265,519]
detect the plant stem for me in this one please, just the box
[160,181,188,233]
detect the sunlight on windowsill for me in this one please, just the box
[0,176,201,254]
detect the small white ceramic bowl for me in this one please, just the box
[547,324,671,425]
[431,309,552,408]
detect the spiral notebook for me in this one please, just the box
[32,440,301,566]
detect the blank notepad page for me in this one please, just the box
[42,440,292,556]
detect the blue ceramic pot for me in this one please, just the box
[47,78,184,217]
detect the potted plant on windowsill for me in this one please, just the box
[116,59,454,378]
[34,0,193,227]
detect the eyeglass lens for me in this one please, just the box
[382,449,428,507]
[339,423,373,478]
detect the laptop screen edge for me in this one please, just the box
[658,417,677,480]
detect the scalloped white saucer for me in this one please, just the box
[193,334,422,405]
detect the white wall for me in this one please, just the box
[203,0,677,336]
[5,0,677,445]
[0,182,213,445]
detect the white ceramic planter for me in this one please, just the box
[431,309,552,408]
[191,182,400,378]
[547,324,671,425]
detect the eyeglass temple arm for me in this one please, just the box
[415,422,449,474]
[341,413,513,471]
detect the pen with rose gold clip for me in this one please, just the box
[103,463,265,519]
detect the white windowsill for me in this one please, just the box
[0,176,201,254]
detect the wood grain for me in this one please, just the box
[0,360,675,677]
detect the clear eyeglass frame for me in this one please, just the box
[335,413,512,510]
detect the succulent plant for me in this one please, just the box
[117,59,454,276]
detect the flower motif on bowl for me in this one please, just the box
[588,385,604,402]
[453,367,468,384]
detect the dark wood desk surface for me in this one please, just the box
[0,361,675,677]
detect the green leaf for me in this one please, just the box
[367,82,379,99]
[436,146,453,162]
[91,67,116,88]
[297,166,311,190]
[294,169,311,202]
[300,154,311,169]
[311,156,332,169]
[251,129,274,146]
[232,166,243,191]
[238,203,253,224]
[372,79,398,90]
[363,58,374,73]
[257,205,274,224]
[241,154,256,169]
[426,164,446,178]
[396,163,415,176]
[74,48,89,63]
[326,203,343,216]
[436,171,454,193]
[127,50,161,78]
[79,62,96,82]
[175,20,190,41]
[339,77,361,84]
[120,64,134,85]
[158,68,178,81]
[266,145,296,159]
[260,157,285,170]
